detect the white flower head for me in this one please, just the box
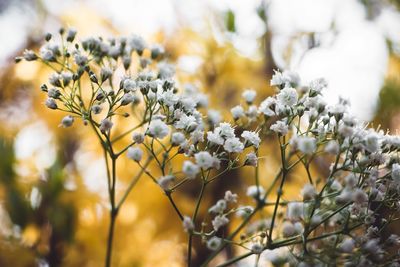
[246,185,265,199]
[127,147,143,162]
[325,140,340,154]
[182,161,200,179]
[224,137,244,153]
[245,152,258,166]
[148,119,169,139]
[207,237,222,251]
[182,216,194,233]
[171,132,186,146]
[224,191,238,203]
[301,184,317,200]
[241,131,260,148]
[297,137,317,155]
[99,119,113,134]
[277,87,298,107]
[132,132,145,144]
[270,120,289,136]
[231,105,245,120]
[242,89,257,103]
[287,202,304,221]
[207,130,224,146]
[60,115,74,128]
[212,215,229,231]
[158,175,175,190]
[195,151,214,169]
[259,97,276,116]
[208,109,222,126]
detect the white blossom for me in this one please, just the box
[182,216,194,232]
[270,120,289,135]
[195,151,214,169]
[231,105,245,119]
[277,87,298,107]
[182,161,200,179]
[127,147,143,162]
[212,215,229,231]
[297,137,317,155]
[242,89,256,103]
[223,137,244,153]
[241,131,260,148]
[148,119,169,139]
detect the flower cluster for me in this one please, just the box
[19,29,400,267]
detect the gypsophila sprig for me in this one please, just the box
[19,29,400,267]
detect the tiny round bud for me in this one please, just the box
[45,98,57,109]
[59,115,74,128]
[132,132,145,144]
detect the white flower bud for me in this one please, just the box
[207,237,221,251]
[182,216,194,233]
[45,98,57,109]
[99,119,113,134]
[60,115,74,128]
[182,161,200,179]
[132,132,145,144]
[127,147,143,162]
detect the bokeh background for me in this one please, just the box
[0,0,400,266]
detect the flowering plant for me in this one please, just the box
[18,28,400,267]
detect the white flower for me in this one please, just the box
[352,188,368,204]
[175,114,197,131]
[209,200,227,214]
[132,132,145,144]
[364,132,380,153]
[287,202,304,221]
[195,151,214,169]
[182,161,200,179]
[246,185,265,199]
[160,90,179,106]
[245,152,258,166]
[309,78,327,94]
[231,105,245,119]
[60,115,74,127]
[127,147,143,162]
[148,119,169,139]
[158,175,175,190]
[99,119,113,134]
[236,206,254,218]
[282,70,300,86]
[392,163,400,182]
[45,98,57,109]
[120,93,134,106]
[223,137,244,153]
[242,89,256,103]
[190,130,204,144]
[251,243,264,254]
[339,238,355,253]
[130,34,146,53]
[182,216,194,232]
[208,109,222,126]
[123,78,136,92]
[270,120,289,135]
[297,137,317,155]
[270,70,284,86]
[259,97,276,116]
[207,130,224,146]
[325,140,339,154]
[224,191,238,203]
[212,215,229,231]
[171,132,186,145]
[218,123,235,138]
[207,237,222,251]
[282,221,296,237]
[301,184,317,200]
[241,131,260,148]
[277,87,298,106]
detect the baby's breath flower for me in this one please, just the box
[241,131,260,148]
[224,191,238,203]
[120,93,134,106]
[91,105,102,114]
[297,136,317,155]
[47,88,61,99]
[212,215,229,231]
[339,238,355,253]
[148,119,169,139]
[182,161,200,179]
[60,115,74,128]
[231,105,245,120]
[301,184,317,200]
[207,110,222,126]
[287,202,304,221]
[23,49,38,61]
[132,132,145,144]
[242,89,256,104]
[309,78,327,95]
[171,132,186,146]
[325,140,340,154]
[182,216,194,233]
[45,98,57,109]
[282,221,296,237]
[194,151,214,169]
[236,206,254,218]
[99,119,113,134]
[270,120,289,136]
[130,35,146,54]
[224,137,244,153]
[277,87,298,107]
[100,67,113,83]
[207,130,224,146]
[259,97,276,116]
[246,185,265,199]
[127,147,143,162]
[209,200,227,214]
[251,243,264,254]
[245,152,258,166]
[207,237,222,251]
[158,175,175,190]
